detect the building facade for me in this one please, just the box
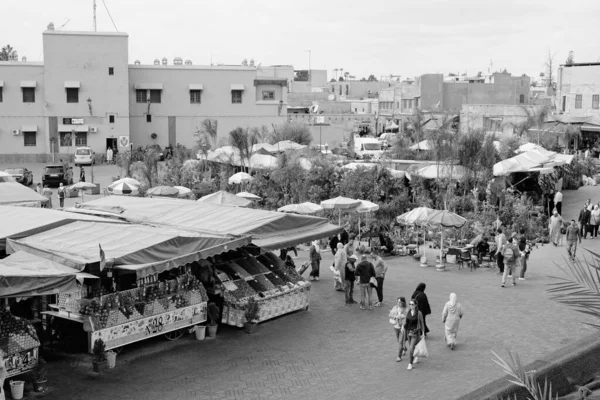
[557,63,600,116]
[0,28,287,162]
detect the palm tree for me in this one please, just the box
[194,118,218,170]
[0,44,16,61]
[229,127,258,173]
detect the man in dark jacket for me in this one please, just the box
[355,252,376,310]
[344,255,358,305]
[579,205,591,238]
[340,226,349,246]
[329,235,339,256]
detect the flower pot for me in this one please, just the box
[243,322,258,334]
[33,379,48,393]
[106,351,117,369]
[207,324,218,337]
[10,380,25,399]
[194,325,206,340]
[92,360,108,373]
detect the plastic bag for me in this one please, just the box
[413,337,428,358]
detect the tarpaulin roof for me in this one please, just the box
[0,205,124,252]
[493,145,575,176]
[548,115,600,125]
[0,182,48,205]
[66,196,342,251]
[407,164,472,180]
[198,190,252,207]
[7,221,251,278]
[0,251,79,297]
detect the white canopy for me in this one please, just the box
[409,140,431,151]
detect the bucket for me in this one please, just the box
[10,380,25,400]
[106,351,117,369]
[207,324,218,337]
[194,325,206,340]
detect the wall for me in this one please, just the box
[460,104,545,136]
[327,81,391,98]
[350,101,374,114]
[558,64,600,116]
[420,74,444,110]
[288,92,332,107]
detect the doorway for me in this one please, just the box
[106,138,117,152]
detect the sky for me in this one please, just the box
[3,0,600,81]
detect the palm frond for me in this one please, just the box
[493,350,558,400]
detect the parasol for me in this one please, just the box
[421,210,467,266]
[110,182,139,196]
[355,200,380,241]
[228,172,253,185]
[320,196,361,225]
[236,191,261,200]
[109,177,141,189]
[68,181,97,202]
[277,202,323,215]
[146,186,179,197]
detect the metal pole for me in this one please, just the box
[93,0,97,32]
[320,124,322,151]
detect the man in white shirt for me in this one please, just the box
[495,228,507,275]
[554,191,563,216]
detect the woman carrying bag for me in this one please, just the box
[402,299,425,371]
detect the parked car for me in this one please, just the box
[74,147,96,165]
[42,164,73,187]
[4,167,33,186]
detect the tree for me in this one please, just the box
[229,127,258,171]
[367,74,378,82]
[0,44,16,61]
[270,123,312,146]
[338,76,344,82]
[330,78,336,82]
[194,118,218,168]
[544,50,556,92]
[565,50,574,66]
[512,105,551,143]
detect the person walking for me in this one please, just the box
[35,182,42,194]
[495,228,507,275]
[442,293,464,350]
[389,297,408,361]
[106,147,114,164]
[371,251,388,307]
[344,236,356,258]
[402,299,425,371]
[42,185,53,209]
[411,283,431,335]
[548,210,564,246]
[333,242,347,292]
[518,234,530,280]
[591,205,600,238]
[79,166,86,182]
[501,237,519,287]
[554,190,563,215]
[566,219,582,260]
[355,251,376,310]
[308,241,321,281]
[58,182,66,208]
[329,235,339,256]
[344,255,357,305]
[340,225,349,246]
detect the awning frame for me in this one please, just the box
[20,81,37,88]
[64,81,81,88]
[134,83,164,90]
[189,84,204,90]
[58,124,89,133]
[21,125,38,133]
[230,84,245,91]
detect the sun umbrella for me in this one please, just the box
[109,177,141,189]
[421,210,467,265]
[320,196,361,225]
[249,153,278,169]
[397,207,436,253]
[236,191,261,200]
[354,200,379,241]
[173,186,192,195]
[274,140,307,151]
[146,186,179,197]
[198,190,251,207]
[252,143,278,153]
[228,172,253,185]
[277,202,323,215]
[110,182,139,196]
[68,181,97,202]
[409,140,432,151]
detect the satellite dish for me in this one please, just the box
[327,94,335,101]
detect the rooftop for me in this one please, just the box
[43,30,128,37]
[562,62,600,67]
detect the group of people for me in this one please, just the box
[389,286,463,370]
[494,228,531,287]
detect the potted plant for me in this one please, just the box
[32,359,48,392]
[243,298,260,334]
[206,302,220,337]
[92,338,108,372]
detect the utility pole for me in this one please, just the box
[305,50,311,92]
[93,0,97,31]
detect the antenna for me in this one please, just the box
[58,19,70,30]
[93,0,97,31]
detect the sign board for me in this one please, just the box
[6,347,39,378]
[316,116,325,124]
[118,136,130,148]
[71,118,84,125]
[90,302,207,351]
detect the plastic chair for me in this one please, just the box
[459,250,472,270]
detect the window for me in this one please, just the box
[345,85,349,95]
[66,88,79,103]
[22,87,35,103]
[484,117,502,132]
[354,108,357,112]
[146,114,152,123]
[231,90,243,104]
[519,94,525,104]
[23,132,36,146]
[0,88,2,102]
[396,102,399,108]
[109,115,115,123]
[593,95,599,110]
[339,86,342,95]
[415,97,420,108]
[331,86,335,93]
[135,90,147,103]
[149,89,161,103]
[575,94,582,109]
[190,90,202,104]
[108,67,114,75]
[62,118,72,125]
[60,132,73,147]
[75,132,87,146]
[562,96,566,112]
[262,91,275,100]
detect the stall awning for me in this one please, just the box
[189,84,204,90]
[134,83,163,90]
[0,205,123,252]
[21,125,37,132]
[64,81,81,88]
[230,84,245,91]
[58,124,89,133]
[0,182,47,208]
[7,221,250,275]
[582,124,600,132]
[66,196,343,250]
[0,251,79,297]
[20,81,37,88]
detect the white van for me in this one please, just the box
[354,137,383,159]
[74,147,96,165]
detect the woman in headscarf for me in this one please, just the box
[308,240,321,281]
[548,209,563,246]
[411,283,431,335]
[442,293,464,350]
[333,242,347,291]
[591,205,600,238]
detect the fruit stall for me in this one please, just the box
[0,309,40,378]
[213,252,311,327]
